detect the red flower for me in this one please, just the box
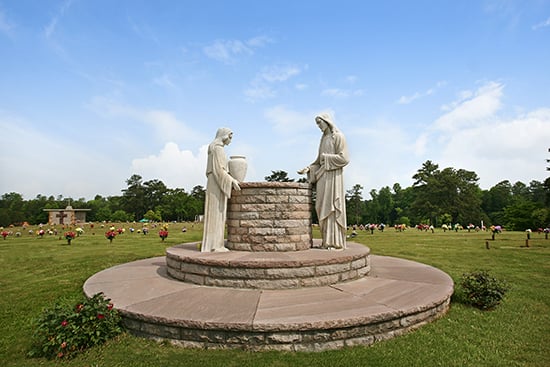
[64,231,76,240]
[61,320,68,327]
[107,303,114,310]
[75,303,84,313]
[97,313,105,320]
[61,341,67,349]
[57,352,64,358]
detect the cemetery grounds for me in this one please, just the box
[0,223,548,367]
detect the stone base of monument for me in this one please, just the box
[166,240,370,289]
[83,241,453,351]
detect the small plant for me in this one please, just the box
[28,293,122,359]
[459,270,509,310]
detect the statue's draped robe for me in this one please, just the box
[312,129,350,249]
[201,141,234,252]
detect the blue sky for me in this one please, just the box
[1,0,549,200]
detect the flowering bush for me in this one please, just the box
[64,231,76,245]
[159,230,168,241]
[28,293,122,360]
[105,230,117,243]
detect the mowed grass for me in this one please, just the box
[0,223,548,367]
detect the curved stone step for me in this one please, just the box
[83,249,454,351]
[166,240,370,289]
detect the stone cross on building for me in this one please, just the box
[56,211,68,224]
[44,205,91,225]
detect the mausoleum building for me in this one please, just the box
[43,205,90,225]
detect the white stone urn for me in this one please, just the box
[228,155,247,182]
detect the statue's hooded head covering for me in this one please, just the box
[315,113,338,133]
[214,127,233,143]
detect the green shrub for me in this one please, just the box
[459,270,509,310]
[28,293,122,359]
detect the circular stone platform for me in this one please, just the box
[166,240,370,289]
[83,242,454,351]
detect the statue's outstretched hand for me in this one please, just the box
[297,167,309,175]
[232,180,241,191]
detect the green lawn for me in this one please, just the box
[0,223,548,367]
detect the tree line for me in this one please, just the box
[1,161,549,230]
[0,174,206,226]
[347,161,549,230]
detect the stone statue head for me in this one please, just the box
[215,127,233,145]
[315,113,336,133]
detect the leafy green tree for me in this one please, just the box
[346,184,365,225]
[265,170,294,182]
[111,210,132,222]
[94,207,112,222]
[504,201,538,230]
[377,186,393,224]
[0,192,25,226]
[411,160,441,225]
[482,180,512,225]
[121,174,147,220]
[143,179,168,212]
[532,208,550,229]
[411,161,481,226]
[143,209,162,222]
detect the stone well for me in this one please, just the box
[226,182,312,252]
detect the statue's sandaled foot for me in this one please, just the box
[213,247,230,252]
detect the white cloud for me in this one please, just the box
[397,81,446,104]
[87,96,202,144]
[413,81,550,188]
[245,64,304,101]
[321,88,365,98]
[434,81,503,131]
[203,36,272,63]
[264,105,313,133]
[152,74,177,89]
[43,0,73,38]
[0,8,15,36]
[257,64,301,83]
[244,85,275,100]
[437,108,550,188]
[131,142,207,190]
[532,16,550,30]
[0,112,128,199]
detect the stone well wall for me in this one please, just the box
[226,182,312,252]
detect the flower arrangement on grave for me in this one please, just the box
[490,225,502,240]
[28,292,122,360]
[158,229,168,241]
[116,228,124,235]
[64,231,76,245]
[75,227,84,236]
[38,229,45,238]
[2,230,9,240]
[105,230,117,243]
